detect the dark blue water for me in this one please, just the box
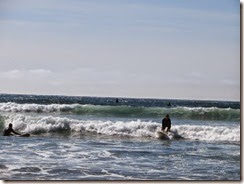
[0,93,240,109]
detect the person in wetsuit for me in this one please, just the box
[3,123,21,136]
[162,114,171,132]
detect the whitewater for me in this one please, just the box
[0,94,240,180]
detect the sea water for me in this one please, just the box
[0,94,240,180]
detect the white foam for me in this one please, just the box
[4,114,240,142]
[172,125,240,142]
[4,114,159,137]
[0,102,76,113]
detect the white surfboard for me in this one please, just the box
[157,131,170,140]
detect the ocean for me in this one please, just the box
[0,94,240,180]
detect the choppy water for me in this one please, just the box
[0,94,240,180]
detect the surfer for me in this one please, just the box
[162,114,171,132]
[167,102,171,107]
[3,123,21,136]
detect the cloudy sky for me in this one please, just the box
[0,0,240,101]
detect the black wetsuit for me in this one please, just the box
[3,128,20,136]
[162,118,171,132]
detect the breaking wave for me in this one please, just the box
[0,102,240,121]
[3,114,240,143]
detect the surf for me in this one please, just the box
[0,102,240,121]
[2,114,240,143]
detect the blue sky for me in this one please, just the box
[0,0,240,100]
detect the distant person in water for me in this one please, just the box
[116,98,119,103]
[167,102,171,107]
[3,123,21,136]
[162,114,171,132]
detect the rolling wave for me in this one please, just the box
[0,102,240,121]
[3,114,240,143]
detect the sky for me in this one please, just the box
[0,0,240,101]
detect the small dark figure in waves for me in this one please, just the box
[115,98,119,103]
[3,123,21,136]
[167,102,171,107]
[162,114,171,132]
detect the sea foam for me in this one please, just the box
[4,114,240,142]
[0,102,76,113]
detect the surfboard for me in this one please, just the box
[157,131,170,140]
[19,133,30,137]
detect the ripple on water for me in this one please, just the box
[12,167,41,173]
[47,168,84,175]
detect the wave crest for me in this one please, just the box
[4,114,240,143]
[0,103,240,121]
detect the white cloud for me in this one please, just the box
[0,69,52,79]
[1,70,22,79]
[221,79,239,86]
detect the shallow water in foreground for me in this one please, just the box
[0,132,240,180]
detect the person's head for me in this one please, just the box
[166,114,169,119]
[8,123,13,128]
